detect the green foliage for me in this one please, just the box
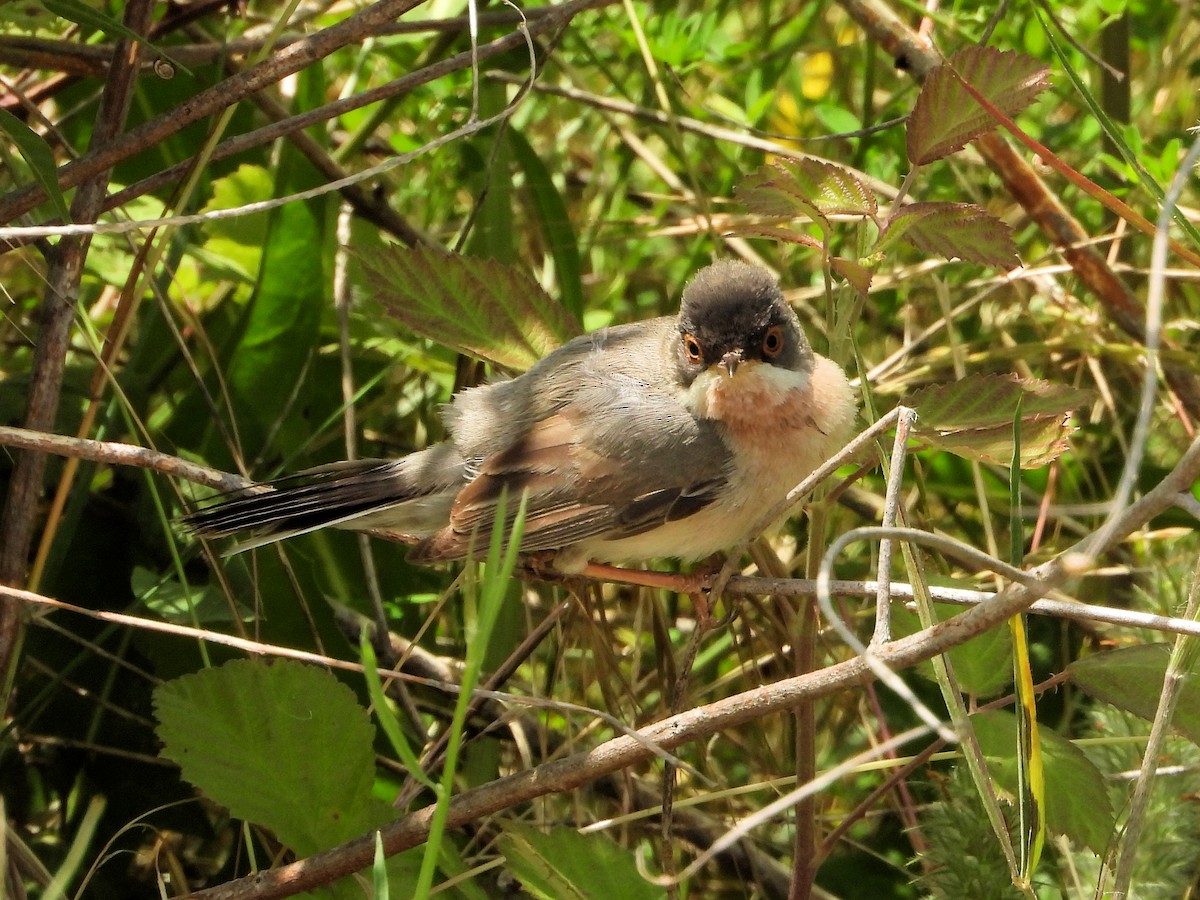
[3,0,1200,897]
[0,108,68,220]
[973,710,1114,856]
[499,822,666,900]
[892,602,1014,698]
[1069,644,1200,746]
[908,375,1091,468]
[358,243,583,370]
[917,768,1027,900]
[155,659,380,853]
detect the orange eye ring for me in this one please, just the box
[682,333,703,363]
[762,325,785,357]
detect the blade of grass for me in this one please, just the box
[414,489,528,898]
[1008,395,1045,885]
[361,633,437,792]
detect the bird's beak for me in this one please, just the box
[720,349,743,377]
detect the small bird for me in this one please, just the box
[184,261,857,573]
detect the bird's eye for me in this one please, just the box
[762,325,785,358]
[682,333,703,363]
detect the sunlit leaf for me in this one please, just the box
[356,244,583,371]
[724,223,822,250]
[893,603,1013,697]
[735,158,876,227]
[509,130,584,322]
[227,196,324,454]
[972,710,1114,856]
[155,660,378,854]
[875,201,1019,269]
[907,46,1050,165]
[909,375,1090,467]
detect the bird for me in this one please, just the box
[183,260,858,574]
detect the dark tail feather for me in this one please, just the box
[183,447,464,550]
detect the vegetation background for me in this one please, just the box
[1,0,1199,897]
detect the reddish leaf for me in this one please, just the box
[907,47,1050,166]
[875,201,1019,269]
[829,256,874,296]
[735,158,876,226]
[355,244,583,371]
[724,224,822,250]
[909,374,1091,467]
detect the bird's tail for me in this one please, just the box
[182,446,464,552]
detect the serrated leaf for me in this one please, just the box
[972,710,1115,856]
[735,158,876,226]
[154,659,378,854]
[907,46,1050,165]
[725,224,822,250]
[909,375,1090,467]
[1069,644,1200,746]
[499,822,666,900]
[875,202,1019,269]
[0,108,69,222]
[356,245,582,371]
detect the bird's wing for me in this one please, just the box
[411,376,731,561]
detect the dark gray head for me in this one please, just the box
[675,260,813,385]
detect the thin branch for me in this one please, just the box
[873,407,915,644]
[0,0,155,697]
[834,0,1200,420]
[1107,130,1200,900]
[0,0,429,226]
[485,70,899,200]
[169,433,1200,900]
[0,6,564,83]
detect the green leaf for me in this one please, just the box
[373,832,389,900]
[508,130,584,322]
[360,629,435,790]
[907,46,1050,166]
[735,158,876,226]
[463,83,514,264]
[131,567,252,626]
[198,164,274,281]
[726,224,822,250]
[893,603,1013,698]
[226,196,325,454]
[972,710,1114,856]
[356,244,583,371]
[909,375,1089,467]
[154,659,378,854]
[1069,644,1200,746]
[875,202,1018,269]
[499,822,666,900]
[0,108,69,221]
